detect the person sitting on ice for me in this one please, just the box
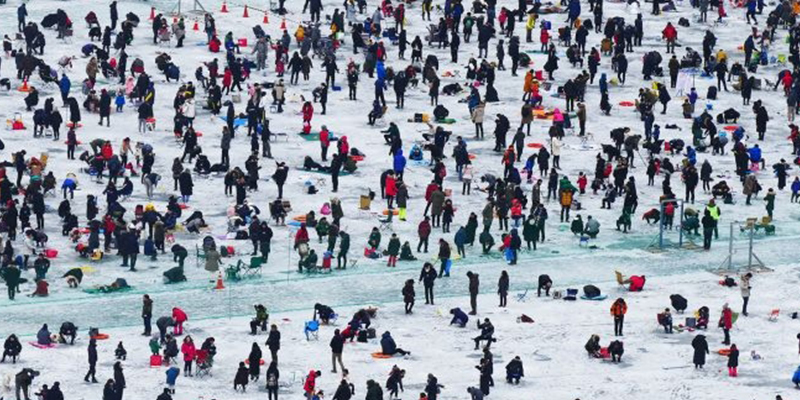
[584,334,601,357]
[449,307,469,327]
[628,275,646,291]
[608,340,624,363]
[37,324,52,345]
[381,331,410,356]
[58,322,77,345]
[505,356,524,384]
[659,308,674,333]
[473,318,496,350]
[250,304,269,335]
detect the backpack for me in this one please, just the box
[706,86,717,100]
[357,330,368,342]
[678,17,690,27]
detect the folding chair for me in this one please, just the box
[243,256,264,277]
[304,320,319,340]
[768,309,780,322]
[614,270,629,289]
[515,288,529,302]
[225,261,243,281]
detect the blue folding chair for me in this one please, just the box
[304,320,319,341]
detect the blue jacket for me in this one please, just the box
[18,5,27,20]
[791,180,800,193]
[568,0,581,18]
[450,308,468,326]
[599,74,608,93]
[454,227,466,246]
[380,332,397,354]
[166,366,180,385]
[376,62,386,81]
[748,147,762,162]
[115,95,125,107]
[688,90,698,104]
[393,150,406,173]
[793,367,800,384]
[686,147,697,165]
[60,76,71,95]
[37,326,51,345]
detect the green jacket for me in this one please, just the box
[3,267,20,287]
[368,231,382,248]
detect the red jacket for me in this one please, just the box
[628,275,646,292]
[540,29,549,44]
[319,129,330,147]
[302,104,314,121]
[181,342,196,361]
[418,220,431,238]
[222,69,232,87]
[386,176,397,196]
[577,175,587,190]
[304,371,317,393]
[101,143,113,160]
[720,308,733,329]
[662,24,677,41]
[295,226,309,245]
[209,37,221,53]
[172,307,188,323]
[425,183,438,202]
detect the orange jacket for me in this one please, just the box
[610,300,627,316]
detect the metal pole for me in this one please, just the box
[678,201,684,247]
[727,222,734,271]
[747,226,754,269]
[659,200,665,249]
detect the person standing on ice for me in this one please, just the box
[610,298,627,336]
[84,338,98,383]
[467,271,480,315]
[720,303,733,345]
[419,262,437,305]
[740,272,752,316]
[691,335,709,368]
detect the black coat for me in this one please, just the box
[691,335,708,366]
[178,171,193,195]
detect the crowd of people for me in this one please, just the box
[1,0,800,398]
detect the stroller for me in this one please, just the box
[195,349,213,377]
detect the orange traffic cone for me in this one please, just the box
[243,5,249,18]
[18,79,29,92]
[149,7,156,20]
[214,271,225,290]
[192,19,199,31]
[220,0,229,13]
[263,12,269,24]
[280,18,287,30]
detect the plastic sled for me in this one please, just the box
[178,203,190,209]
[298,132,321,141]
[371,352,393,359]
[717,348,733,356]
[218,116,248,128]
[349,155,365,162]
[618,101,635,107]
[435,118,457,124]
[292,214,307,222]
[723,125,739,132]
[244,358,265,365]
[580,294,608,301]
[150,354,163,367]
[382,209,399,216]
[526,142,543,148]
[468,153,477,160]
[29,342,57,349]
[599,347,611,359]
[66,122,84,128]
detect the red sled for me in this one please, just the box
[150,354,163,367]
[44,249,58,258]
